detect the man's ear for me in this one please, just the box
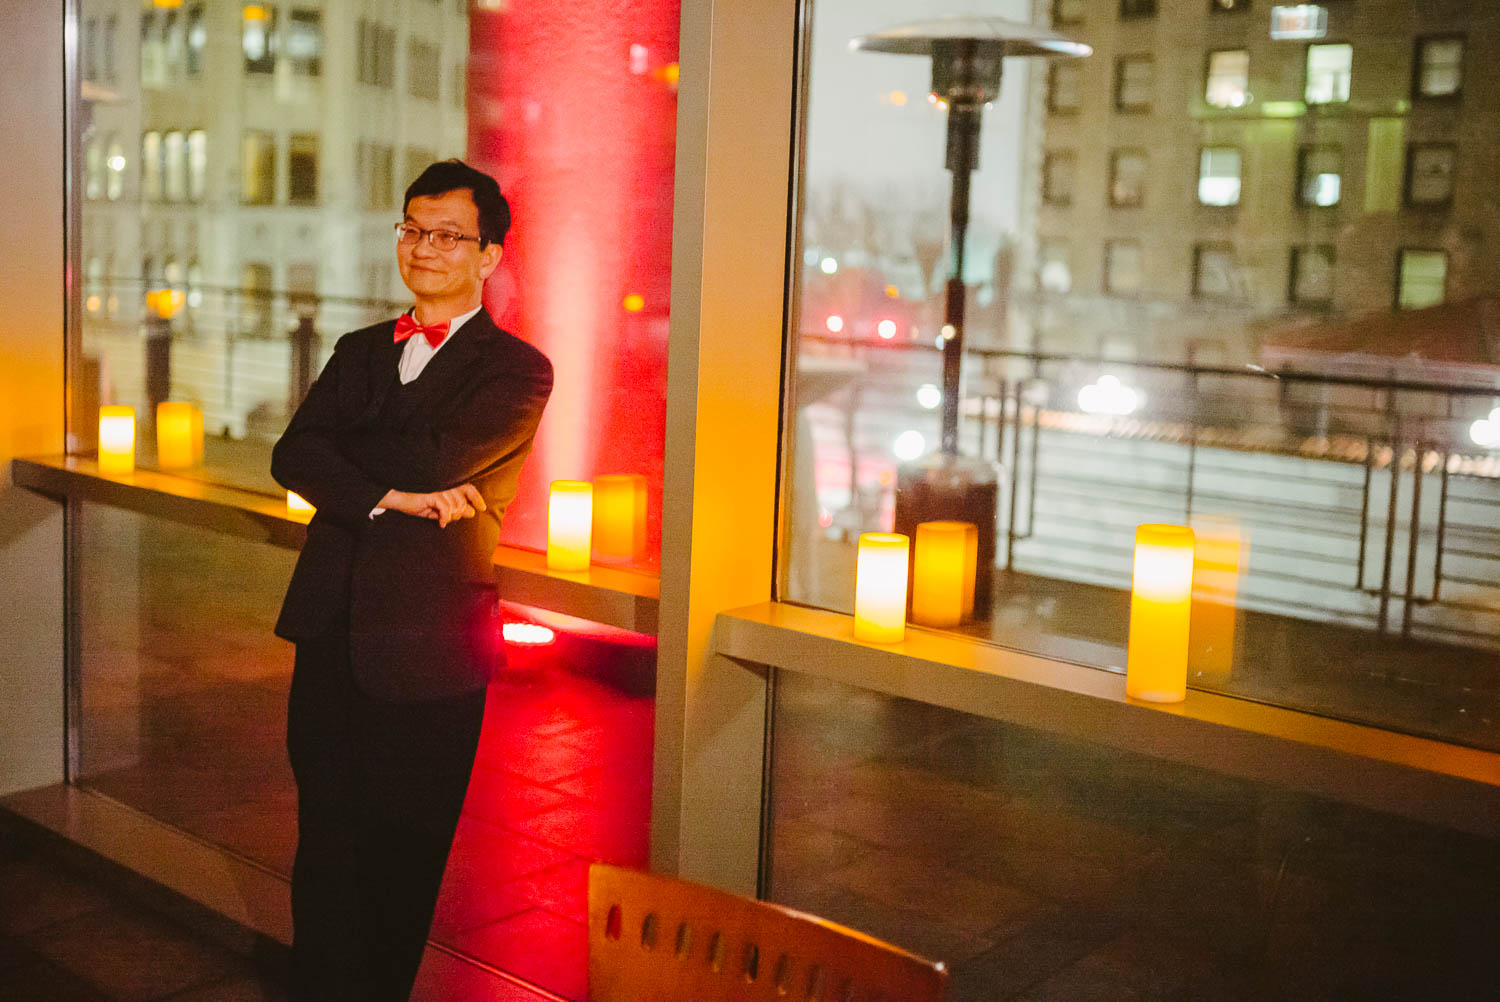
[479,244,503,280]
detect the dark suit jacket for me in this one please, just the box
[271,311,553,702]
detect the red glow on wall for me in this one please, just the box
[468,1,679,569]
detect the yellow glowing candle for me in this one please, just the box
[98,405,136,475]
[547,480,594,572]
[910,521,977,628]
[155,401,203,469]
[592,474,647,562]
[854,532,910,644]
[286,491,315,518]
[1190,516,1244,682]
[1126,524,1196,703]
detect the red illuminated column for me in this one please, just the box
[468,0,679,568]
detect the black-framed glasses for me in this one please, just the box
[394,222,482,252]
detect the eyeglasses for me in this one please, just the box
[394,222,482,252]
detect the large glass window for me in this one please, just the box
[1297,144,1341,207]
[242,3,277,75]
[287,133,319,205]
[287,8,323,76]
[240,130,276,204]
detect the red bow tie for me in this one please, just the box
[394,314,451,348]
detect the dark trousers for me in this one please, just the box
[286,634,486,1002]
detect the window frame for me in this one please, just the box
[1304,42,1353,107]
[1404,142,1457,210]
[1396,248,1448,310]
[1204,48,1250,110]
[1046,61,1082,116]
[1197,146,1242,207]
[1296,144,1342,208]
[1042,150,1077,208]
[1113,54,1154,114]
[1413,34,1465,101]
[1289,244,1336,307]
[1108,148,1148,209]
[1119,0,1157,20]
[1103,239,1144,295]
[1192,243,1237,299]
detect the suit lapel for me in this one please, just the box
[394,311,498,421]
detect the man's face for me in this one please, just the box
[396,189,503,307]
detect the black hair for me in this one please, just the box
[402,159,511,248]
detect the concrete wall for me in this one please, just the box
[0,0,67,794]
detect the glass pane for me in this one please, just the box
[780,0,1500,754]
[1306,43,1352,105]
[768,671,1500,1000]
[1418,37,1463,97]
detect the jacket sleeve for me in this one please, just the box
[270,334,392,528]
[336,353,553,494]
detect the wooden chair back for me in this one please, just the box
[588,863,947,1002]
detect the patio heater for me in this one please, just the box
[851,16,1089,615]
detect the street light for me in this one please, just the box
[853,15,1089,616]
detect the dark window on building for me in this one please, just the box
[1120,0,1156,18]
[1210,0,1249,12]
[1397,249,1446,309]
[287,9,322,76]
[358,141,395,211]
[242,3,277,75]
[1105,240,1143,294]
[186,4,204,75]
[408,39,441,100]
[1194,245,1237,299]
[240,262,274,336]
[1405,144,1456,207]
[1114,55,1153,113]
[358,20,395,87]
[403,147,438,190]
[1414,36,1464,99]
[1047,62,1081,115]
[1297,145,1342,207]
[1053,0,1086,26]
[1042,151,1076,206]
[1109,149,1147,208]
[1290,245,1334,305]
[288,134,319,205]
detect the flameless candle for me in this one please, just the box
[98,405,136,475]
[287,491,315,516]
[592,474,647,562]
[547,480,594,572]
[155,401,203,469]
[1190,517,1243,681]
[910,520,977,628]
[854,532,910,644]
[1126,524,1195,703]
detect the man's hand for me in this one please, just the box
[377,485,487,528]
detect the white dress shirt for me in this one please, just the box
[371,304,485,517]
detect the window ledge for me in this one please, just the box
[715,601,1500,837]
[12,455,659,635]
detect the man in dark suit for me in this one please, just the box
[271,160,552,1001]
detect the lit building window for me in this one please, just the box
[243,4,277,75]
[1119,0,1156,18]
[105,139,125,201]
[1414,36,1464,99]
[1052,0,1086,26]
[163,130,187,202]
[1042,151,1076,207]
[1210,0,1249,11]
[1305,43,1352,105]
[240,262,274,336]
[408,39,441,100]
[1193,245,1237,299]
[141,131,163,201]
[1104,240,1143,294]
[288,134,320,205]
[1297,145,1341,207]
[1047,62,1081,115]
[1038,240,1071,293]
[1114,55,1153,113]
[187,130,207,202]
[241,130,277,204]
[1290,245,1335,305]
[1109,149,1147,208]
[287,9,323,76]
[1397,249,1446,309]
[1406,144,1456,207]
[1205,49,1249,108]
[1198,147,1241,206]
